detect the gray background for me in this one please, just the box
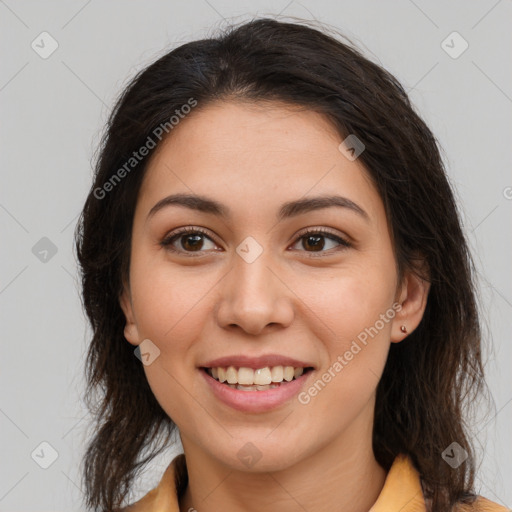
[1,1,511,510]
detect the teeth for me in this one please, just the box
[283,366,294,381]
[226,382,280,390]
[270,366,283,382]
[256,384,279,390]
[206,365,308,387]
[254,367,272,385]
[238,367,254,385]
[226,366,238,384]
[237,384,256,391]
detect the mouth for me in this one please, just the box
[201,365,315,391]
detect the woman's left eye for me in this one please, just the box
[160,227,351,256]
[290,228,351,254]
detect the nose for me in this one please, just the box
[215,250,295,336]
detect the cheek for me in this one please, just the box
[297,276,393,422]
[294,259,396,344]
[293,260,395,407]
[130,255,217,346]
[129,259,216,430]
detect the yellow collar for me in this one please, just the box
[370,453,425,511]
[123,452,506,511]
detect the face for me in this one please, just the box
[120,100,429,472]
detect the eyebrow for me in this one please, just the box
[147,193,370,223]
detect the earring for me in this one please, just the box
[400,325,407,333]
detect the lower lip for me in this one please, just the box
[200,368,313,413]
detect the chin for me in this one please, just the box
[207,437,305,473]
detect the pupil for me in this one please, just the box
[305,235,324,251]
[183,234,203,251]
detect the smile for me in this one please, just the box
[203,365,313,391]
[200,365,314,413]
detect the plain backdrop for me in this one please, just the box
[1,1,511,510]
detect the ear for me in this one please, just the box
[390,262,430,343]
[119,283,141,346]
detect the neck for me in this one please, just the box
[178,404,388,512]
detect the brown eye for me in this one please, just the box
[302,234,326,251]
[161,228,218,255]
[291,228,351,255]
[178,233,206,251]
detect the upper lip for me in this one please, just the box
[200,354,315,370]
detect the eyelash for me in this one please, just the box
[160,226,351,257]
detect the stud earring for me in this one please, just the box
[400,325,407,333]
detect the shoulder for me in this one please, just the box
[115,486,160,511]
[454,495,509,511]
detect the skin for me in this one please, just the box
[120,100,430,512]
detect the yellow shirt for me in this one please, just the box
[122,453,508,511]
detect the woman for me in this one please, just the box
[75,17,507,512]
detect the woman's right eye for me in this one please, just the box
[160,228,218,256]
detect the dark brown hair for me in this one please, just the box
[75,17,487,511]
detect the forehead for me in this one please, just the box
[152,100,342,163]
[137,100,383,224]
